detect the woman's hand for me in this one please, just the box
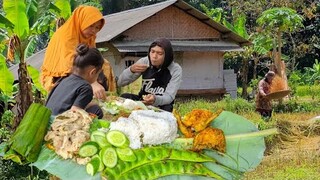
[130,63,148,73]
[91,81,106,100]
[142,94,155,105]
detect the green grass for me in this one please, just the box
[294,85,320,98]
[175,95,255,116]
[244,161,320,180]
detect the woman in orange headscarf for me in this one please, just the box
[41,5,116,99]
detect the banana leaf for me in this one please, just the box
[207,111,267,172]
[32,146,100,180]
[31,111,275,180]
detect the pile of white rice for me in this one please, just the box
[109,110,178,149]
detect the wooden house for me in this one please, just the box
[96,0,249,98]
[10,0,250,99]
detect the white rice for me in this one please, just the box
[109,110,178,149]
[129,110,178,145]
[109,117,142,149]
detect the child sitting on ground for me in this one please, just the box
[46,43,104,118]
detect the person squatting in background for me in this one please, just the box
[46,44,104,118]
[117,38,182,112]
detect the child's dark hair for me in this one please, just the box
[73,43,104,70]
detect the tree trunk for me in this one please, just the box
[241,59,249,99]
[274,30,282,76]
[253,56,259,80]
[289,33,297,71]
[13,51,34,130]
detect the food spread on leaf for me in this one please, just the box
[174,108,226,153]
[0,98,278,180]
[44,109,93,164]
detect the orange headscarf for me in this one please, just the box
[41,6,105,91]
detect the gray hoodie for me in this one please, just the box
[117,38,182,106]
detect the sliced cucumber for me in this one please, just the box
[94,135,111,148]
[100,147,117,168]
[116,147,137,162]
[106,130,129,148]
[90,130,106,141]
[79,141,99,157]
[92,154,105,172]
[86,156,100,176]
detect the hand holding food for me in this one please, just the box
[142,94,155,105]
[92,81,107,100]
[130,63,148,73]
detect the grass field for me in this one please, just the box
[243,112,320,180]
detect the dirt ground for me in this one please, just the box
[244,117,320,180]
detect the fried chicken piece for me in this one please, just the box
[183,109,223,132]
[193,109,223,132]
[173,109,194,138]
[193,127,226,153]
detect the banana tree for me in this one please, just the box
[201,5,249,39]
[257,7,304,77]
[202,5,252,98]
[0,0,63,128]
[251,32,274,78]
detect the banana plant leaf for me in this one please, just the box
[31,146,100,180]
[31,111,274,180]
[207,111,266,172]
[0,54,14,96]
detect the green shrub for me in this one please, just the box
[175,95,255,116]
[174,98,220,116]
[216,95,255,113]
[274,98,320,113]
[0,159,49,179]
[294,85,320,98]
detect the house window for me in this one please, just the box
[125,60,135,68]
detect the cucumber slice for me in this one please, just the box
[100,147,117,168]
[86,156,100,176]
[92,155,105,172]
[79,141,99,157]
[90,130,106,141]
[106,130,129,148]
[116,147,137,162]
[93,135,111,148]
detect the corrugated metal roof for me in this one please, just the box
[96,0,250,46]
[114,40,243,52]
[96,0,176,43]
